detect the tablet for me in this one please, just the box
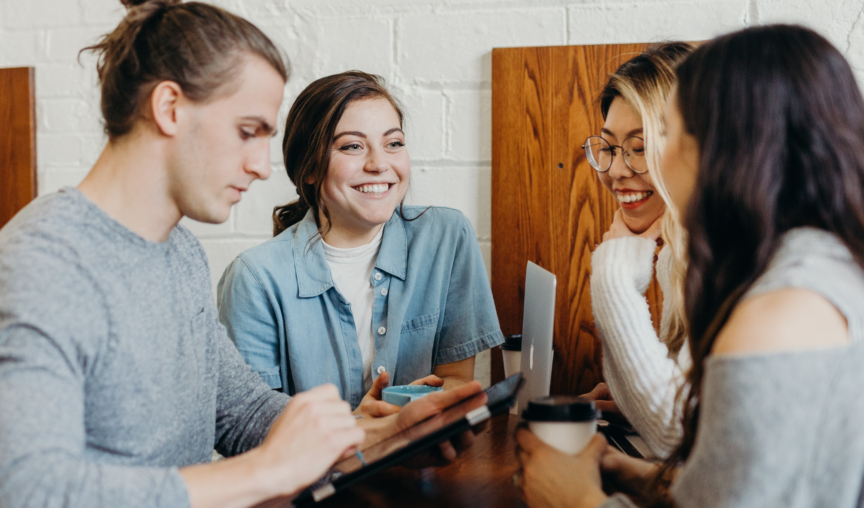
[294,373,524,506]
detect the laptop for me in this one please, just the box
[512,262,648,459]
[515,261,557,415]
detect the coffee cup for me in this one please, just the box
[522,396,600,455]
[501,334,522,378]
[501,334,522,414]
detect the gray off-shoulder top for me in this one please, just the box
[601,228,864,508]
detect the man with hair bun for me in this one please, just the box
[0,2,482,508]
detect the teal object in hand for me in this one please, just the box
[382,385,444,406]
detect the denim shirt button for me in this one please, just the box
[377,366,386,374]
[380,288,388,296]
[374,272,383,281]
[377,326,386,335]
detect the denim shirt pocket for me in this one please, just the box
[401,310,440,335]
[398,310,440,380]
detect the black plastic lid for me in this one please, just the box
[501,334,522,351]
[522,396,600,422]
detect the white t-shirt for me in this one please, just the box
[322,227,384,392]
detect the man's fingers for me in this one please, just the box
[330,427,366,456]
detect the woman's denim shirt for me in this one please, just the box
[216,206,504,408]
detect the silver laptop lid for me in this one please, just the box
[516,261,557,414]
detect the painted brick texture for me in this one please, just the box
[2,0,863,385]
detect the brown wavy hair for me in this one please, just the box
[82,0,288,139]
[651,25,864,506]
[272,71,405,237]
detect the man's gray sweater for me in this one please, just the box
[0,188,290,507]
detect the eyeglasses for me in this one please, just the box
[581,135,647,174]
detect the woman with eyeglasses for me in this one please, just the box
[579,42,694,459]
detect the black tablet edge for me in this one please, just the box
[295,374,523,506]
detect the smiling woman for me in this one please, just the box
[217,71,504,416]
[577,42,696,460]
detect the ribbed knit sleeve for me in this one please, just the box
[590,238,687,458]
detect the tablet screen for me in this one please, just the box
[331,374,522,476]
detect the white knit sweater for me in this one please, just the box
[590,237,690,458]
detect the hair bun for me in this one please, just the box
[120,0,180,9]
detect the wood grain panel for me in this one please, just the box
[0,67,37,229]
[491,44,663,395]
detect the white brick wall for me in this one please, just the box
[2,0,863,386]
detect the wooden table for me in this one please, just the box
[317,413,526,508]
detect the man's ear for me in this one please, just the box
[150,81,184,137]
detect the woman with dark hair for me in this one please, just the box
[218,71,503,415]
[516,24,864,508]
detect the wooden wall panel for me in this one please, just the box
[491,44,663,395]
[0,67,37,229]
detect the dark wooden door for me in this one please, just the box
[490,44,663,395]
[0,67,37,229]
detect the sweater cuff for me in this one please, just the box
[592,237,658,294]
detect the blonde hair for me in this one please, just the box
[599,42,694,357]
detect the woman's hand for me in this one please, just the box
[600,446,660,504]
[357,381,486,467]
[580,382,618,415]
[354,372,445,418]
[580,383,631,427]
[603,209,663,243]
[516,428,609,508]
[254,384,365,499]
[398,380,485,465]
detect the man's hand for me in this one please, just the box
[353,372,445,418]
[181,384,364,508]
[253,384,365,498]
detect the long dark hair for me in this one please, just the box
[82,0,288,140]
[273,71,405,237]
[657,24,864,502]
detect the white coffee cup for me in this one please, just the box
[502,334,522,378]
[501,335,522,414]
[522,396,600,455]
